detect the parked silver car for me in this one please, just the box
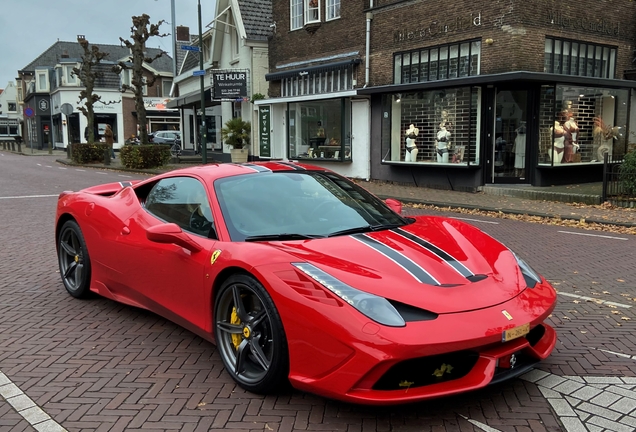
[150,130,181,144]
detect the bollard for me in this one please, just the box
[104,148,111,165]
[67,143,72,159]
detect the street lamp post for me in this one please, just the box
[198,0,207,164]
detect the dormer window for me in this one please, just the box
[290,0,321,30]
[36,70,49,92]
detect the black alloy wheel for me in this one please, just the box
[57,220,92,298]
[214,274,289,393]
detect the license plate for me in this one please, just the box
[502,323,530,342]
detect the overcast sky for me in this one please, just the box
[0,0,217,88]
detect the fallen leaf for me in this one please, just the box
[603,291,611,294]
[573,300,580,304]
[621,317,631,321]
[621,293,630,297]
[617,279,625,283]
[608,304,617,308]
[581,330,587,334]
[612,311,621,314]
[562,316,571,320]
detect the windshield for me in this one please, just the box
[215,171,409,241]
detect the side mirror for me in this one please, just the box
[385,198,402,214]
[147,223,202,253]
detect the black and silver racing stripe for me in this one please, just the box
[393,228,474,278]
[241,163,272,173]
[275,161,306,170]
[352,234,440,286]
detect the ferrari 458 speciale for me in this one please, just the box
[55,161,557,405]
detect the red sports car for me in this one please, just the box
[55,161,557,405]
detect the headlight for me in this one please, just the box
[512,252,542,288]
[293,263,406,327]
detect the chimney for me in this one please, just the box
[176,26,190,42]
[77,35,85,41]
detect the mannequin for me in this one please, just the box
[513,122,527,176]
[562,110,579,163]
[404,124,419,162]
[551,121,566,164]
[436,121,452,163]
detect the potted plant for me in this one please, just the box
[221,117,251,163]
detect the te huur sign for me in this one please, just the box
[394,12,481,43]
[213,71,247,100]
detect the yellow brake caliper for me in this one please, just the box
[231,307,242,349]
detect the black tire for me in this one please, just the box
[57,220,92,298]
[214,274,289,393]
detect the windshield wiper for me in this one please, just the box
[244,233,325,242]
[327,223,403,238]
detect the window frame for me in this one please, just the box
[326,0,340,21]
[393,39,481,84]
[36,70,49,92]
[544,37,616,78]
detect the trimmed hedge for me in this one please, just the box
[71,143,110,164]
[120,144,171,169]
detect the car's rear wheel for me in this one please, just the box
[57,220,92,298]
[214,274,289,393]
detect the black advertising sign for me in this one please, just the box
[259,106,271,157]
[212,70,248,100]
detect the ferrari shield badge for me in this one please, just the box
[210,250,222,265]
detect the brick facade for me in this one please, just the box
[270,0,635,88]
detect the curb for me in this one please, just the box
[480,186,601,205]
[373,194,636,229]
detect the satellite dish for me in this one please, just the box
[60,103,74,116]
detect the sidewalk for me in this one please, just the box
[9,147,636,228]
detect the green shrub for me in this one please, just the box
[71,143,110,164]
[619,151,636,195]
[120,144,171,169]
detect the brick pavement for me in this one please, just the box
[3,149,636,431]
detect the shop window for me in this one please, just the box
[326,0,340,20]
[380,87,482,166]
[9,125,18,135]
[394,39,481,84]
[537,84,628,166]
[544,38,616,78]
[288,98,351,162]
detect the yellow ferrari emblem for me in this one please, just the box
[502,310,514,321]
[432,363,454,377]
[243,327,251,338]
[210,250,222,265]
[75,255,79,263]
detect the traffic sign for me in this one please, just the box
[24,107,34,118]
[192,70,206,77]
[181,45,200,52]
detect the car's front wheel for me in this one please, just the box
[57,220,92,298]
[214,274,289,393]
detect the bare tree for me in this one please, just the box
[74,37,109,144]
[113,14,167,144]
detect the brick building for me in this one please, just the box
[16,39,174,151]
[261,0,636,188]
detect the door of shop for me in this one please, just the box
[487,89,530,184]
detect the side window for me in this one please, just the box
[145,177,215,238]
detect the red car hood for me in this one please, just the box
[269,216,525,314]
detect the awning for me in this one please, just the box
[166,89,216,109]
[266,59,361,81]
[356,71,636,95]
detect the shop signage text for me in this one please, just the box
[259,106,271,158]
[547,11,619,37]
[212,71,248,100]
[394,12,481,43]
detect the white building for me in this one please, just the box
[0,81,22,138]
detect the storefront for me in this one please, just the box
[262,58,371,179]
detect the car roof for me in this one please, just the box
[135,161,331,186]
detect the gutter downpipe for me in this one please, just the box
[364,8,373,88]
